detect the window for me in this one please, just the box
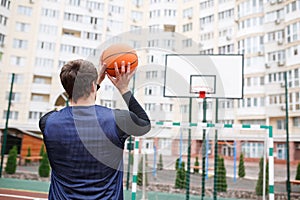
[17,5,32,16]
[39,24,57,35]
[241,142,264,158]
[182,38,192,48]
[145,86,156,95]
[160,103,173,112]
[1,0,10,9]
[68,0,80,6]
[293,117,300,127]
[28,111,44,120]
[8,73,23,84]
[144,103,156,111]
[276,119,286,130]
[37,41,55,51]
[31,94,49,102]
[10,56,25,67]
[15,22,30,32]
[86,1,104,10]
[183,23,193,32]
[0,15,8,26]
[64,12,83,22]
[3,110,18,120]
[131,11,143,21]
[35,58,54,68]
[5,92,21,102]
[276,144,286,160]
[13,39,28,49]
[100,100,116,108]
[41,8,59,18]
[146,71,158,79]
[183,7,193,18]
[180,105,189,113]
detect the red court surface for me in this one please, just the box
[0,188,48,200]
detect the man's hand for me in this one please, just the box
[97,62,107,86]
[107,61,136,95]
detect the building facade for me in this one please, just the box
[0,0,300,163]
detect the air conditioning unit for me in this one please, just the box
[88,8,92,13]
[280,82,285,88]
[132,19,136,23]
[136,4,140,8]
[0,44,4,48]
[275,19,281,25]
[265,63,271,68]
[226,35,232,41]
[277,39,283,45]
[108,12,112,16]
[188,15,192,20]
[281,105,286,111]
[270,0,276,5]
[29,0,35,4]
[278,60,285,66]
[277,0,283,3]
[106,27,110,32]
[200,26,204,30]
[93,24,97,29]
[296,144,300,150]
[258,50,264,56]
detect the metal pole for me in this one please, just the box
[213,98,218,200]
[141,152,147,200]
[201,98,207,200]
[233,141,236,183]
[127,74,136,190]
[0,73,15,178]
[153,145,157,179]
[185,97,192,200]
[284,71,291,200]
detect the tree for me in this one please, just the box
[25,147,31,164]
[216,156,227,192]
[175,158,180,170]
[39,144,45,157]
[295,162,300,180]
[194,156,200,174]
[157,154,163,170]
[255,157,269,196]
[5,145,18,174]
[175,161,186,189]
[39,153,50,177]
[238,153,246,178]
[137,155,148,186]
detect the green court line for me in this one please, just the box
[0,178,50,193]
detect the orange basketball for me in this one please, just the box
[101,43,138,77]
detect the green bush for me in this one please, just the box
[216,156,227,192]
[137,155,148,186]
[39,153,50,177]
[238,153,246,178]
[175,158,180,170]
[5,145,18,174]
[255,157,269,196]
[39,144,45,157]
[157,154,163,170]
[25,147,31,164]
[295,162,300,180]
[175,161,186,189]
[194,156,200,174]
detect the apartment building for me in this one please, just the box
[0,0,300,163]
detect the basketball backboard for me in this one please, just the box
[163,54,244,99]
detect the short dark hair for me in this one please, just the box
[60,59,98,103]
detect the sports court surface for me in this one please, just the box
[0,178,240,200]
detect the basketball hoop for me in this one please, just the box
[191,86,214,99]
